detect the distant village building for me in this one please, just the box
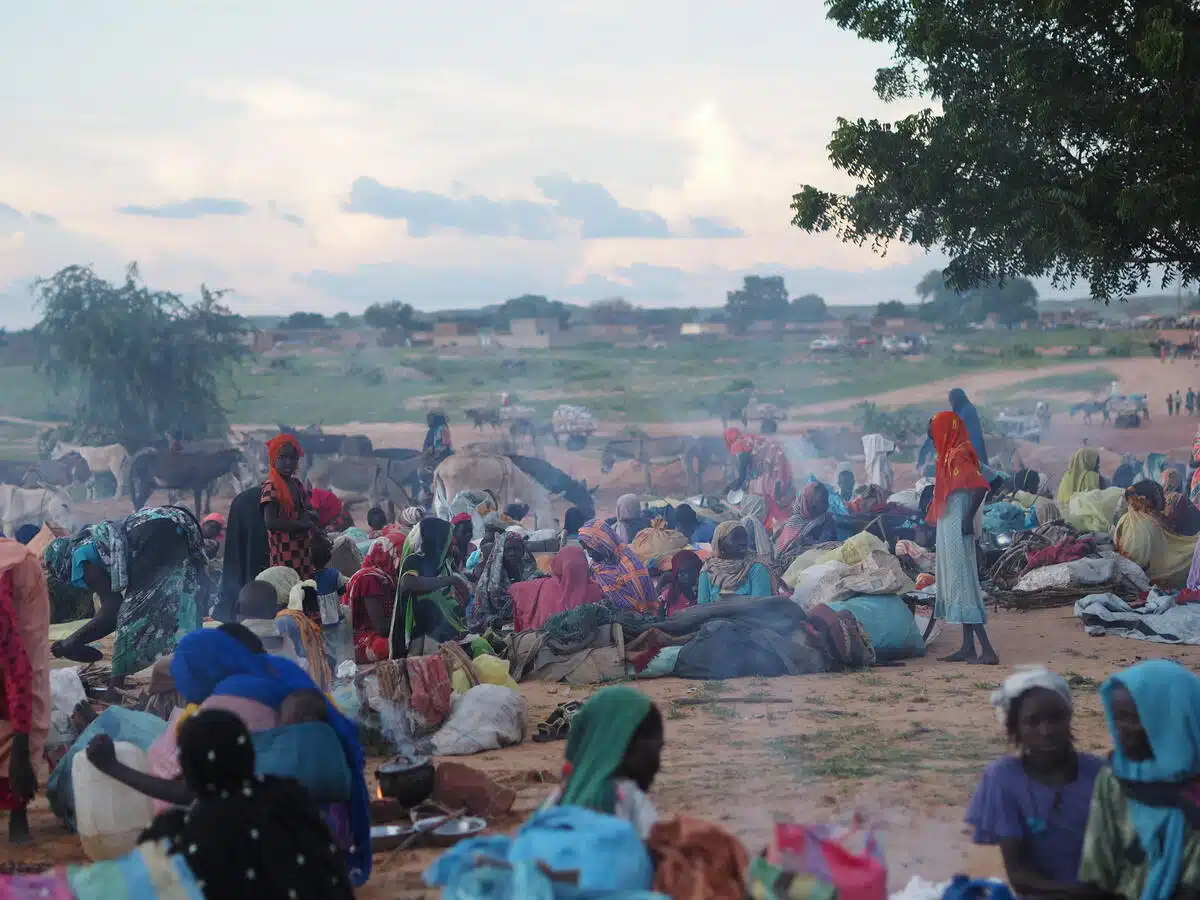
[433,321,480,348]
[680,322,729,337]
[493,317,581,349]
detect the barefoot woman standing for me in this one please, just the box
[928,410,1000,665]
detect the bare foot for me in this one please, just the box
[8,808,31,845]
[970,652,1001,666]
[938,649,978,662]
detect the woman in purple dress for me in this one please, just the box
[966,667,1105,897]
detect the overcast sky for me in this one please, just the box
[0,2,1076,326]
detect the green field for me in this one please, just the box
[0,327,1144,430]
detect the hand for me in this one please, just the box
[85,734,118,771]
[50,639,66,659]
[8,735,36,802]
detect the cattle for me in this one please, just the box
[129,447,245,514]
[51,442,131,499]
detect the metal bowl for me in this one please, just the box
[370,823,416,852]
[428,816,488,847]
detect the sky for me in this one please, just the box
[0,2,1074,327]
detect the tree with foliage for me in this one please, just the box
[494,294,574,329]
[875,300,909,318]
[280,311,328,329]
[362,300,418,332]
[332,311,354,328]
[791,293,828,323]
[726,276,790,328]
[915,268,1039,327]
[790,0,1200,301]
[32,263,246,448]
[584,297,637,326]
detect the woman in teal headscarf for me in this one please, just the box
[1079,660,1200,900]
[396,516,468,657]
[541,685,664,838]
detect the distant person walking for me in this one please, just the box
[1176,391,1183,415]
[1168,394,1176,417]
[1188,390,1195,416]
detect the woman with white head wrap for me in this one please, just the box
[965,666,1104,898]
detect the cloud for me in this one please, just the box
[279,213,305,227]
[116,197,253,219]
[29,212,57,226]
[688,216,744,239]
[534,174,669,239]
[342,176,558,239]
[0,204,57,231]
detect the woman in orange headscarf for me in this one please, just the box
[722,428,795,531]
[926,411,999,665]
[260,434,316,579]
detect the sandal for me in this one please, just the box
[532,701,581,743]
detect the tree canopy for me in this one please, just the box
[362,300,419,332]
[875,300,909,318]
[32,263,247,448]
[915,269,1039,327]
[790,0,1200,301]
[280,311,328,329]
[791,293,828,323]
[496,294,575,328]
[725,276,790,327]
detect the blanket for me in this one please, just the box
[1075,591,1200,644]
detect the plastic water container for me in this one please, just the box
[72,741,155,861]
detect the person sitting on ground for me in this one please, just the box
[1115,481,1197,588]
[510,545,604,631]
[835,463,857,503]
[657,549,703,617]
[310,487,355,533]
[577,520,657,613]
[200,513,226,560]
[365,507,392,538]
[261,434,317,580]
[611,494,650,545]
[1058,448,1104,506]
[396,517,470,657]
[343,529,406,663]
[673,503,715,545]
[697,522,774,604]
[448,513,474,572]
[775,482,839,566]
[540,685,663,839]
[559,506,587,548]
[469,529,542,631]
[310,536,349,627]
[1161,468,1200,536]
[94,708,355,900]
[504,502,530,525]
[1078,660,1200,900]
[966,667,1104,897]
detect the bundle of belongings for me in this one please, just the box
[506,595,876,684]
[984,521,1150,610]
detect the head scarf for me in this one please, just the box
[775,481,835,557]
[1101,661,1200,900]
[1126,480,1166,517]
[255,566,301,607]
[169,628,371,885]
[308,489,344,530]
[43,537,73,584]
[1057,448,1103,504]
[701,521,757,592]
[614,494,642,545]
[738,493,768,526]
[560,686,653,814]
[1143,453,1168,484]
[926,411,990,524]
[577,520,656,613]
[947,388,989,465]
[265,434,304,518]
[398,517,466,644]
[510,545,605,631]
[201,513,227,535]
[399,506,425,530]
[659,549,703,616]
[990,666,1072,726]
[156,709,354,900]
[450,512,471,526]
[469,530,536,631]
[740,514,774,564]
[723,427,744,454]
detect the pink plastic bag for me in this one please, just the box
[767,824,887,900]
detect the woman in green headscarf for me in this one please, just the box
[1057,448,1103,505]
[541,685,664,838]
[395,517,468,657]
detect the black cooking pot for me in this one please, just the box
[376,755,435,808]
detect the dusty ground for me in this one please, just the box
[9,609,1200,897]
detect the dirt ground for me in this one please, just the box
[10,355,1200,893]
[9,610,1200,898]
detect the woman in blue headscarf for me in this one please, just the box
[949,388,989,466]
[1079,660,1200,900]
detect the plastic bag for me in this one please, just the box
[48,668,87,750]
[452,654,518,693]
[828,595,924,660]
[754,824,887,900]
[630,519,690,565]
[789,561,850,609]
[432,685,526,757]
[817,532,886,567]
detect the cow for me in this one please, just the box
[128,447,245,514]
[51,442,131,500]
[0,485,77,536]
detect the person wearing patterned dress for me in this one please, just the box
[260,434,317,580]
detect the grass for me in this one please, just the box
[0,325,1149,429]
[770,723,1005,781]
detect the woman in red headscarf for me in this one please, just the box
[344,531,406,662]
[722,428,795,531]
[309,488,355,533]
[260,434,317,579]
[926,411,998,665]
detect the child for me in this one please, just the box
[541,685,663,838]
[311,538,349,628]
[279,689,329,726]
